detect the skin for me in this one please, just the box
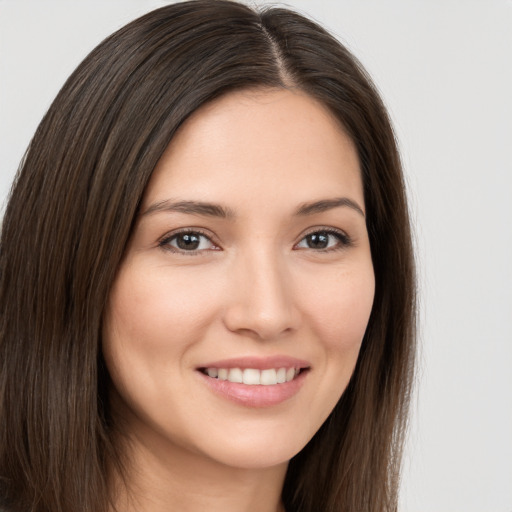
[103,88,375,512]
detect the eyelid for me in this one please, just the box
[157,225,352,255]
[294,226,352,250]
[158,227,221,254]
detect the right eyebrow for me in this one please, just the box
[140,199,235,219]
[294,197,365,218]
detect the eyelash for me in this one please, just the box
[159,228,219,256]
[297,228,352,252]
[158,227,352,255]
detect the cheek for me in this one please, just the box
[289,262,375,437]
[107,266,215,343]
[300,263,375,353]
[101,265,224,426]
[102,265,223,391]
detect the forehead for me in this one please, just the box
[143,88,363,212]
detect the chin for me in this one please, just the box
[200,436,304,470]
[178,410,326,471]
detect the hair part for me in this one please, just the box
[0,2,416,511]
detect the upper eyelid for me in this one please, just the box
[300,226,346,235]
[297,226,350,241]
[159,226,350,240]
[159,227,217,244]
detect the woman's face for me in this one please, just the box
[102,88,375,470]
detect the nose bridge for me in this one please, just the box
[223,243,299,340]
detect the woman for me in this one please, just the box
[0,1,416,511]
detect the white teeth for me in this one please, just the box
[243,368,260,385]
[260,368,277,385]
[228,368,243,383]
[204,366,303,385]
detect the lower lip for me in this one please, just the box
[197,370,308,408]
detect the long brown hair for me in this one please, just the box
[0,1,416,511]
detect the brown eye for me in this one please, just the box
[295,230,350,251]
[160,231,217,253]
[175,233,201,250]
[305,232,330,249]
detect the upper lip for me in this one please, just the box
[197,355,311,370]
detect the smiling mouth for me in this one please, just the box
[199,367,308,386]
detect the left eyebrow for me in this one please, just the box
[294,197,365,217]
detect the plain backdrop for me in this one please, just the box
[1,1,511,511]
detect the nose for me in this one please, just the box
[222,248,301,341]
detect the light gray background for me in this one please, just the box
[1,1,511,511]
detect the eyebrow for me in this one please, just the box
[295,197,365,217]
[141,199,235,219]
[141,196,365,219]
